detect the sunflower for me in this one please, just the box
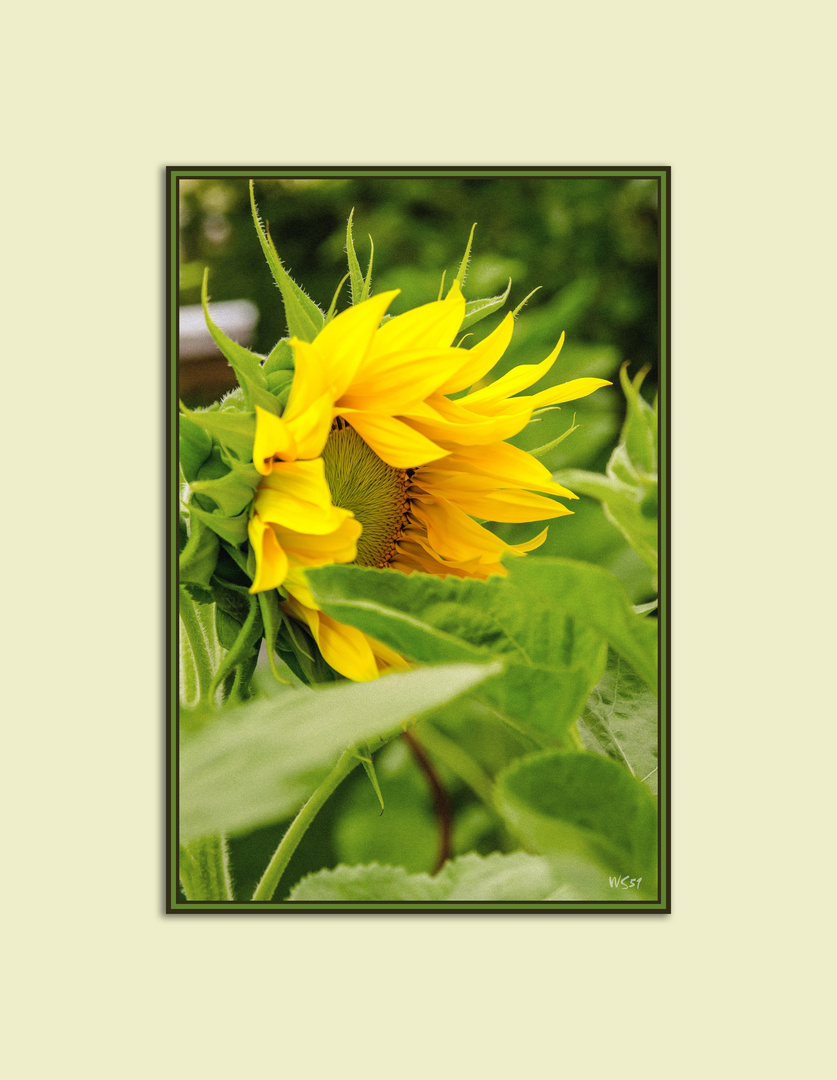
[247,282,609,681]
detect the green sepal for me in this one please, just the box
[179,413,213,483]
[181,406,257,463]
[266,370,293,407]
[325,273,350,323]
[250,181,324,342]
[361,236,374,302]
[189,458,259,518]
[264,337,294,376]
[201,270,277,413]
[188,503,249,546]
[216,386,250,412]
[455,223,477,288]
[346,209,364,305]
[527,413,580,460]
[179,512,220,588]
[512,287,541,317]
[460,279,512,331]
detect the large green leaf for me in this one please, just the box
[179,660,500,842]
[505,559,658,692]
[306,566,522,663]
[579,650,659,795]
[306,556,655,746]
[288,851,581,902]
[306,562,609,741]
[495,750,658,892]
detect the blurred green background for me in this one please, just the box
[178,174,660,896]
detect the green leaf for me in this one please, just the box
[250,181,324,342]
[288,851,577,902]
[495,750,658,890]
[505,559,658,693]
[306,565,516,664]
[579,650,659,795]
[179,660,501,842]
[306,563,609,742]
[459,279,512,332]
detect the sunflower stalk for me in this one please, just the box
[252,749,361,901]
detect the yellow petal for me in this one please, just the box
[434,312,515,395]
[307,290,398,400]
[460,333,565,408]
[247,513,289,593]
[282,340,331,426]
[286,390,334,460]
[410,498,508,564]
[404,397,531,447]
[526,377,612,409]
[337,409,450,468]
[368,636,411,673]
[506,526,550,555]
[366,282,465,359]
[416,480,574,523]
[273,515,362,567]
[340,347,468,414]
[282,568,318,609]
[253,406,297,473]
[256,459,355,535]
[419,442,578,499]
[286,598,379,682]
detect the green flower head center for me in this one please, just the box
[322,419,410,568]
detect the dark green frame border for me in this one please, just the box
[166,166,671,914]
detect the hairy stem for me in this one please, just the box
[180,835,234,900]
[179,590,215,705]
